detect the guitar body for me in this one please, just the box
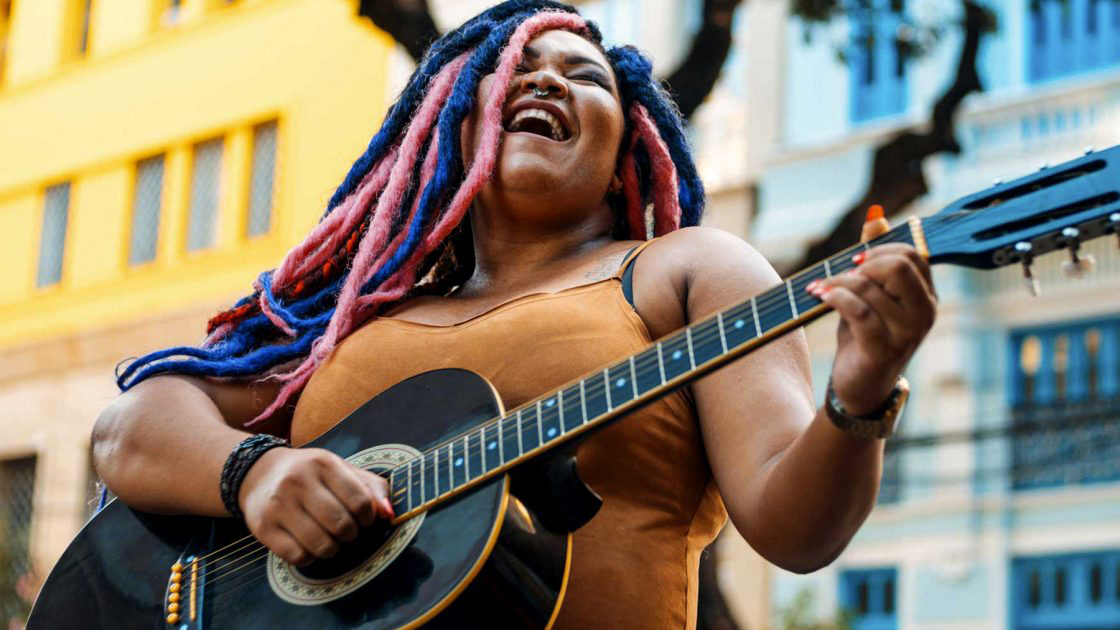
[27,369,573,629]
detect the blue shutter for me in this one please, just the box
[840,568,899,630]
[1028,0,1120,83]
[1013,551,1120,630]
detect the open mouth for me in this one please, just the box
[504,108,572,142]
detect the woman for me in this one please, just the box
[92,2,937,628]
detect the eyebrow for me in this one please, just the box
[522,45,611,76]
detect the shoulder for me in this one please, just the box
[628,227,781,336]
[641,227,780,301]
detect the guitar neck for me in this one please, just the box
[387,219,925,523]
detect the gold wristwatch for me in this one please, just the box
[824,377,910,439]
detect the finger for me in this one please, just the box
[281,508,340,561]
[302,485,360,543]
[354,469,394,519]
[320,462,379,528]
[864,244,935,295]
[858,253,937,317]
[262,527,313,566]
[816,284,891,350]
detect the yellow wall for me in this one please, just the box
[0,0,394,348]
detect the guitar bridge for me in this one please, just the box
[165,555,203,628]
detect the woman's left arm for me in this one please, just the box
[658,227,936,574]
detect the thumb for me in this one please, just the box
[860,204,891,242]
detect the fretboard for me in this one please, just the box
[387,222,920,522]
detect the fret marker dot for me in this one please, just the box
[672,350,683,360]
[734,320,745,329]
[546,398,555,407]
[488,442,497,450]
[547,427,557,437]
[616,378,627,388]
[455,458,463,467]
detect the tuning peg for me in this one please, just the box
[1015,241,1040,297]
[1059,226,1096,277]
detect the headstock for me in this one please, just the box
[923,146,1120,284]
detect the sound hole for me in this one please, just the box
[295,519,396,581]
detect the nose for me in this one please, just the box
[522,70,568,99]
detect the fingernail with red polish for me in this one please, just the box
[853,252,868,265]
[381,498,395,518]
[806,280,820,293]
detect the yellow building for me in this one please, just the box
[0,0,393,617]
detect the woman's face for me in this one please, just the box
[461,29,626,229]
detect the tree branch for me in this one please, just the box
[785,0,993,274]
[357,0,440,62]
[662,0,743,120]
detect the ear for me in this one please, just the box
[609,173,623,195]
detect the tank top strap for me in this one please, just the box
[611,237,660,279]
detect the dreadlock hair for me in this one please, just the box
[116,0,706,425]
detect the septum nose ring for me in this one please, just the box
[531,87,550,98]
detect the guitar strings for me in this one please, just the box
[184,221,936,582]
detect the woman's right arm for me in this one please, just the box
[92,375,393,565]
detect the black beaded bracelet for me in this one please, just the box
[219,434,289,520]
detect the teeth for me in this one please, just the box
[509,108,566,141]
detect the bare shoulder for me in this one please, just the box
[642,227,781,301]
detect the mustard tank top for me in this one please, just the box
[290,243,728,629]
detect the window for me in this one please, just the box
[1013,551,1120,630]
[849,0,908,123]
[129,155,164,265]
[186,137,223,252]
[1009,316,1120,490]
[1028,0,1120,82]
[840,567,898,630]
[159,0,181,28]
[246,121,277,238]
[0,456,37,626]
[0,0,12,84]
[36,183,70,287]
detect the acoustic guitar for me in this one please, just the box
[26,145,1120,629]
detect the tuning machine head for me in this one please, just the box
[1014,241,1040,297]
[1058,226,1097,278]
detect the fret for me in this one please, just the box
[497,418,504,463]
[606,362,635,408]
[389,468,403,512]
[685,327,697,369]
[418,455,427,506]
[656,342,666,384]
[521,404,541,452]
[758,285,794,333]
[579,380,589,425]
[561,384,582,433]
[721,302,754,349]
[500,415,520,464]
[432,448,441,496]
[603,370,613,411]
[660,332,692,383]
[516,409,524,456]
[716,312,728,353]
[555,387,564,430]
[629,357,639,399]
[536,401,545,445]
[467,430,484,478]
[584,375,609,420]
[824,259,832,277]
[690,318,724,366]
[481,423,501,473]
[786,280,798,318]
[407,457,419,511]
[422,453,437,505]
[443,444,454,495]
[635,347,663,395]
[751,296,761,337]
[791,265,829,315]
[453,437,468,487]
